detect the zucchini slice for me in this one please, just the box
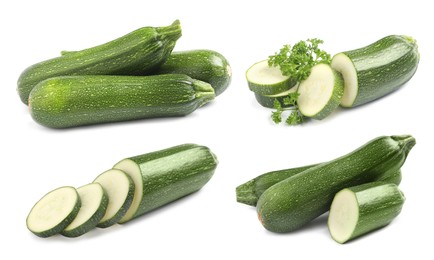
[246,60,296,95]
[93,169,135,228]
[61,183,109,237]
[328,182,405,244]
[297,64,344,120]
[26,186,81,238]
[253,84,298,108]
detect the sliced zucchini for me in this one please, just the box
[61,183,109,237]
[328,182,405,244]
[254,84,298,108]
[26,186,81,238]
[93,169,135,228]
[246,60,296,95]
[297,63,344,120]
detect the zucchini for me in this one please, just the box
[113,143,218,223]
[61,183,109,237]
[297,63,344,120]
[28,74,215,128]
[153,50,232,96]
[93,169,135,228]
[246,60,296,95]
[328,182,405,244]
[253,85,298,108]
[331,35,419,107]
[256,135,415,233]
[17,20,182,105]
[236,165,402,207]
[26,186,81,238]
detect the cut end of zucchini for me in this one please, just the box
[328,189,359,244]
[331,53,358,107]
[298,64,344,120]
[26,186,81,238]
[93,169,134,228]
[113,159,143,223]
[246,60,294,95]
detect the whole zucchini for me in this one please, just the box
[331,35,419,107]
[17,20,182,104]
[153,50,232,96]
[113,143,218,223]
[29,74,215,128]
[256,135,415,233]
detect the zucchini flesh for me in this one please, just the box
[26,186,81,238]
[328,182,405,244]
[154,49,232,96]
[113,144,218,223]
[246,60,296,95]
[93,169,135,228]
[297,63,344,120]
[28,74,215,128]
[256,135,415,233]
[61,183,109,237]
[331,35,419,107]
[236,162,401,207]
[17,20,182,105]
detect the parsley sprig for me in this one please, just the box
[268,38,331,125]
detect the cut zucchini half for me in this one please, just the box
[297,64,344,120]
[61,183,109,237]
[328,182,405,244]
[26,186,81,238]
[246,60,295,95]
[93,169,135,228]
[254,84,298,108]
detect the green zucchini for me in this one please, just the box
[253,85,298,108]
[236,165,402,207]
[246,60,296,95]
[328,182,405,244]
[61,183,109,237]
[113,143,218,223]
[331,35,419,107]
[153,50,232,96]
[93,169,135,228]
[256,135,415,233]
[26,186,81,238]
[17,20,182,105]
[28,74,215,128]
[297,63,344,120]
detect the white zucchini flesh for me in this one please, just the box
[112,159,142,223]
[297,63,343,119]
[331,53,358,107]
[93,169,134,228]
[61,183,108,237]
[246,60,293,95]
[327,189,359,243]
[26,186,81,237]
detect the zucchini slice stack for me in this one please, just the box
[26,144,218,238]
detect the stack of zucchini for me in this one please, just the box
[17,20,231,128]
[236,135,415,243]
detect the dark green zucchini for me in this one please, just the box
[256,135,415,233]
[17,20,182,104]
[28,74,215,128]
[153,50,232,96]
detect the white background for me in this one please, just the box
[1,0,433,258]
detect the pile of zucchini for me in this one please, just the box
[26,144,218,238]
[236,135,415,243]
[17,20,231,128]
[246,35,419,122]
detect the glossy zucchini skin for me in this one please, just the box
[256,135,415,233]
[153,50,231,96]
[113,143,218,223]
[28,74,215,128]
[332,35,419,107]
[17,20,182,104]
